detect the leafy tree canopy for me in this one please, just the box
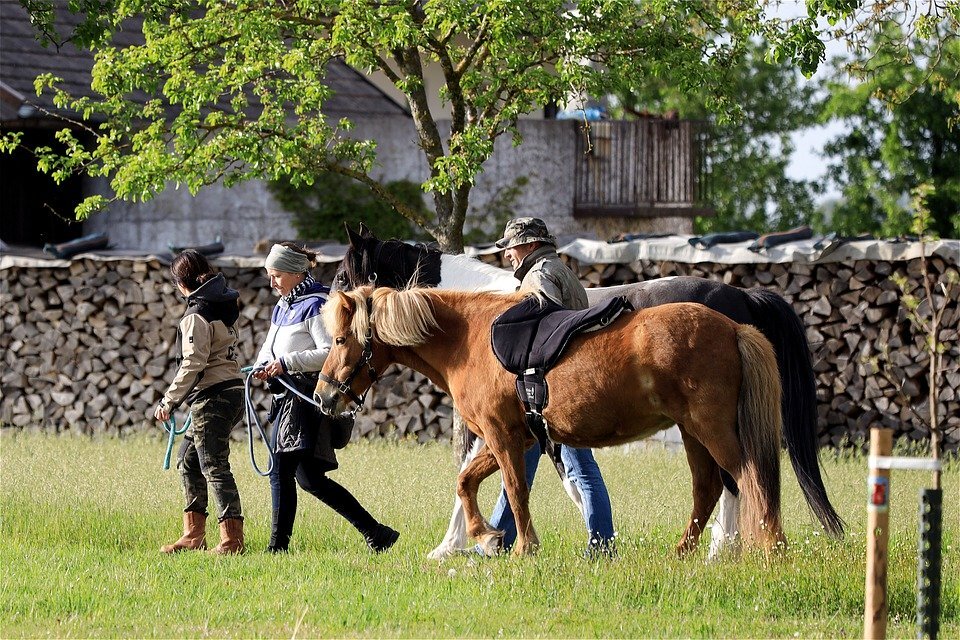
[609,38,821,234]
[817,14,960,238]
[7,0,831,251]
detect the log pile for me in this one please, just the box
[2,252,957,452]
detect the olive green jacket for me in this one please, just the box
[513,245,588,310]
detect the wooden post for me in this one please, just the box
[864,428,893,639]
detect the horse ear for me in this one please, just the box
[333,289,357,321]
[358,222,373,238]
[340,291,356,314]
[346,224,363,248]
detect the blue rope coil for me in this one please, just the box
[160,413,191,470]
[243,366,275,476]
[159,366,303,476]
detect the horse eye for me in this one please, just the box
[335,336,346,345]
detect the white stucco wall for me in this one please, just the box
[83,116,689,252]
[336,116,581,239]
[84,178,295,255]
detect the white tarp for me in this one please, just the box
[471,236,960,265]
[2,237,957,270]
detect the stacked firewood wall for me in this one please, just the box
[1,253,957,451]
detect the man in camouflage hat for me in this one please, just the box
[486,217,616,557]
[494,217,587,310]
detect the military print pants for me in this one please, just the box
[177,387,244,521]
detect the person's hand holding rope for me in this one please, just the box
[253,359,284,380]
[154,402,171,422]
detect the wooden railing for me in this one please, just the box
[573,119,713,218]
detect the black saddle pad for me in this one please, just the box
[491,296,633,375]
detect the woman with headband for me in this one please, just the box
[253,242,399,553]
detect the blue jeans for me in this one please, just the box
[489,443,614,550]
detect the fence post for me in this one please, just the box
[917,488,942,639]
[864,427,893,640]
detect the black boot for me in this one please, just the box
[267,506,294,553]
[585,536,617,560]
[268,456,297,553]
[301,474,397,552]
[365,524,400,553]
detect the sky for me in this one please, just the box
[778,1,850,202]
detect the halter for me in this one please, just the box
[317,298,379,417]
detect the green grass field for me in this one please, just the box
[1,433,956,638]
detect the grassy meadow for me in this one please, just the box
[1,432,956,638]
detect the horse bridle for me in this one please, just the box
[317,298,379,416]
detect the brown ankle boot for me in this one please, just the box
[161,511,207,553]
[210,517,245,555]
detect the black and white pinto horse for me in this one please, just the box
[336,224,844,559]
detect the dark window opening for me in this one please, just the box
[0,127,85,247]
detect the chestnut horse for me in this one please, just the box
[316,286,786,556]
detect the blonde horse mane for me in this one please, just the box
[324,286,440,347]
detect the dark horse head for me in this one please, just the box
[336,223,443,291]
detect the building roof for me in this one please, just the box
[0,0,409,125]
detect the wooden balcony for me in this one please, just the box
[573,119,714,218]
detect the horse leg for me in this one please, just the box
[427,436,485,560]
[456,442,507,556]
[709,487,742,560]
[677,429,723,557]
[483,429,540,556]
[547,444,585,516]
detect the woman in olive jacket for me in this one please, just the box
[155,250,245,555]
[253,242,398,554]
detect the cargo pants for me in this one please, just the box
[177,387,244,521]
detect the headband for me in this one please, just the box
[264,244,310,273]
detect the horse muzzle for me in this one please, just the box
[316,371,373,417]
[314,382,342,416]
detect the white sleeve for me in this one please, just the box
[282,312,331,372]
[255,323,278,367]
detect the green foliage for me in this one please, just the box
[8,0,832,251]
[816,16,960,238]
[608,39,820,234]
[268,172,428,243]
[0,130,23,153]
[882,184,959,466]
[2,435,958,637]
[463,175,529,245]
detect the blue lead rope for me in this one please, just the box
[243,366,275,477]
[242,365,329,477]
[161,366,322,476]
[160,413,191,470]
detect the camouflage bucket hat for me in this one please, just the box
[494,217,557,249]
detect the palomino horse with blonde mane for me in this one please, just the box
[315,286,786,556]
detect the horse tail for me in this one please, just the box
[735,325,785,551]
[743,288,844,537]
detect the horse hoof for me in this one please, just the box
[476,532,504,557]
[512,541,539,557]
[426,546,457,560]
